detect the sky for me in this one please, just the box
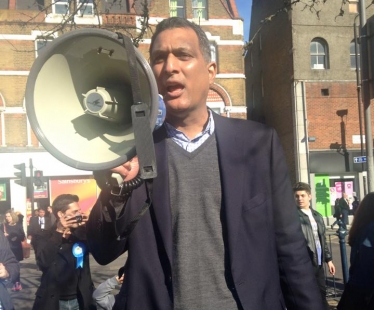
[235,0,252,42]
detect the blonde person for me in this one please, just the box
[3,209,25,291]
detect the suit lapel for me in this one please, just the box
[214,114,244,260]
[152,127,173,264]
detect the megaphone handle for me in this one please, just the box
[131,103,157,179]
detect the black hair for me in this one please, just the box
[52,194,79,217]
[149,17,211,64]
[293,182,311,195]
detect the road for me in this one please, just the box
[9,250,127,310]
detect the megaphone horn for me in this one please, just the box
[25,28,159,178]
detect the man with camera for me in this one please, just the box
[32,194,94,310]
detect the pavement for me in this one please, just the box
[8,226,349,310]
[9,249,127,310]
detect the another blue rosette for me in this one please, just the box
[155,94,166,130]
[72,242,86,269]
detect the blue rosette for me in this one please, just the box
[155,94,166,130]
[72,242,86,269]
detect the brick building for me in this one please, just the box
[0,0,246,216]
[246,0,374,218]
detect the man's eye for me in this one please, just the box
[178,53,191,60]
[152,56,164,64]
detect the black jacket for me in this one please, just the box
[339,198,350,212]
[0,230,19,310]
[298,208,332,266]
[88,114,324,310]
[32,225,94,310]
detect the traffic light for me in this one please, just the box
[14,163,26,186]
[34,170,43,187]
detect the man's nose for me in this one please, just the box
[164,54,178,73]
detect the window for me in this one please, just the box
[350,40,360,70]
[349,0,358,14]
[103,0,129,14]
[310,38,329,69]
[192,0,207,20]
[210,43,217,63]
[16,0,44,10]
[53,0,69,14]
[77,0,94,16]
[35,37,53,57]
[0,0,8,9]
[170,0,185,18]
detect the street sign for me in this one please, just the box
[354,156,367,163]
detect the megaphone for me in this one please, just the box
[25,28,160,179]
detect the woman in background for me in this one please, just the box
[3,209,25,291]
[338,192,374,309]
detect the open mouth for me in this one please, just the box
[166,84,184,93]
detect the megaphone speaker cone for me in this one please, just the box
[25,28,159,171]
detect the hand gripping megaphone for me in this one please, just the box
[25,28,160,179]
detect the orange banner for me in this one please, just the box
[50,178,99,213]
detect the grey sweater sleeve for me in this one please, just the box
[93,276,118,310]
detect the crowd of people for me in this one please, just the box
[2,16,374,310]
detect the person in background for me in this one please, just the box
[93,267,125,310]
[33,209,39,218]
[15,211,24,226]
[293,182,336,310]
[32,194,94,310]
[339,193,350,229]
[352,195,359,216]
[87,17,323,310]
[3,209,25,291]
[47,206,56,225]
[338,193,374,310]
[27,208,52,256]
[331,198,341,229]
[0,229,20,310]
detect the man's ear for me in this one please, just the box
[57,211,64,219]
[207,61,217,84]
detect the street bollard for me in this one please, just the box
[336,219,349,285]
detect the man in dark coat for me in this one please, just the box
[0,229,20,310]
[32,194,94,310]
[339,192,350,229]
[87,17,323,310]
[27,208,52,256]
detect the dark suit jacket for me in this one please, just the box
[28,216,52,255]
[339,197,350,212]
[27,216,52,237]
[87,114,323,310]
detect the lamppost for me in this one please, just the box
[358,0,374,193]
[354,15,367,195]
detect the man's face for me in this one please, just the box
[150,27,216,120]
[294,190,311,209]
[60,202,81,228]
[39,210,45,217]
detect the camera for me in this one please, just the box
[75,215,83,223]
